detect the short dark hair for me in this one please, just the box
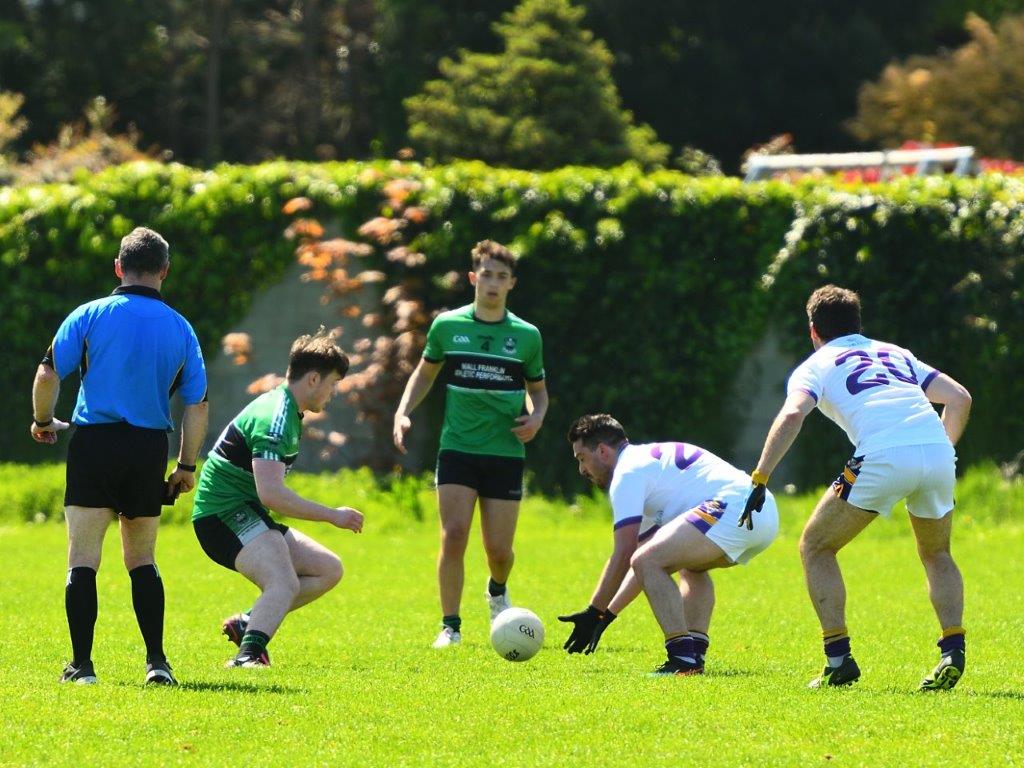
[806,285,862,341]
[567,414,629,450]
[286,328,350,381]
[118,227,169,275]
[471,240,517,273]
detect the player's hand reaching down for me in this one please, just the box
[332,506,364,533]
[738,471,769,530]
[558,605,603,654]
[585,610,616,654]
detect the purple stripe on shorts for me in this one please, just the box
[920,370,940,391]
[683,510,712,534]
[614,515,642,530]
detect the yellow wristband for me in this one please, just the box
[751,470,770,486]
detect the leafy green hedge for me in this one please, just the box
[0,162,384,461]
[763,177,1024,480]
[2,162,1022,491]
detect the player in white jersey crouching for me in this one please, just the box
[742,285,972,691]
[558,414,778,675]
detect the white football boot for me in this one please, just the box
[487,586,512,622]
[432,625,462,649]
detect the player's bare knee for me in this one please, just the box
[631,547,659,578]
[484,543,513,569]
[799,528,831,561]
[68,541,102,571]
[122,553,155,571]
[441,521,471,548]
[69,552,101,571]
[325,554,343,586]
[917,543,952,567]
[268,570,300,601]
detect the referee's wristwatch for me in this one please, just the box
[177,461,197,473]
[32,417,54,429]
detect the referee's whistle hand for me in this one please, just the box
[167,466,197,495]
[29,418,68,444]
[167,467,197,494]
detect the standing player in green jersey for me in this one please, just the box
[393,240,548,648]
[192,330,364,668]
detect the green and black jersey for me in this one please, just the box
[192,383,302,521]
[423,304,544,458]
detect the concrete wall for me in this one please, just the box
[726,327,801,484]
[172,260,393,473]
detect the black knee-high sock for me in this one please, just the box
[65,567,97,666]
[129,564,165,663]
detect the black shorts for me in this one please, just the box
[65,423,169,519]
[435,449,524,501]
[193,502,289,571]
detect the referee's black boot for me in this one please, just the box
[60,660,97,685]
[144,658,178,686]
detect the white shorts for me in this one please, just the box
[832,443,956,519]
[680,489,779,565]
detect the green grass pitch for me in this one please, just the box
[1,482,1022,767]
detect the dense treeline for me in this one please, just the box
[2,0,1023,170]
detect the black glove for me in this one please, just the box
[558,605,602,654]
[584,609,617,654]
[738,482,766,530]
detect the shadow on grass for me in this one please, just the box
[703,667,760,679]
[576,665,761,679]
[120,680,305,695]
[874,684,1024,700]
[961,689,1024,701]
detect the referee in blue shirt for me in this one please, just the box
[30,227,209,686]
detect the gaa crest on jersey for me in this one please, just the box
[503,336,517,354]
[453,334,471,344]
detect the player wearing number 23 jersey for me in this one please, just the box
[745,285,972,692]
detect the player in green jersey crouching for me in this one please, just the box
[192,330,364,667]
[394,240,548,648]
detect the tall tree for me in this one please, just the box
[405,0,668,168]
[371,0,518,153]
[849,12,1024,157]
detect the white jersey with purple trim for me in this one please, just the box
[787,334,950,456]
[609,442,751,543]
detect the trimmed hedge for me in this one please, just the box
[1,162,1022,491]
[764,177,1024,480]
[0,162,384,460]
